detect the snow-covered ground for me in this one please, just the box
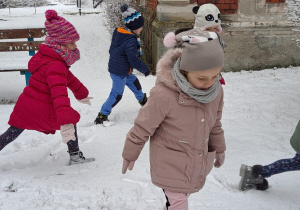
[286,0,300,46]
[0,1,300,210]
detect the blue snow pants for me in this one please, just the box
[100,73,144,115]
[262,153,300,178]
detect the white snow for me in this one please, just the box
[0,2,300,210]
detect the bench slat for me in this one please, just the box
[0,41,43,52]
[0,28,46,39]
[0,69,27,72]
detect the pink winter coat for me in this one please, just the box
[8,44,88,134]
[122,49,226,194]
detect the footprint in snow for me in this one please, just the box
[122,178,149,188]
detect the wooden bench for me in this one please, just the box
[0,28,46,85]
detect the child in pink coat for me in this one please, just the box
[0,10,94,165]
[122,28,226,210]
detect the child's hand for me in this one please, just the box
[60,124,75,143]
[78,96,94,105]
[214,152,225,168]
[122,158,135,174]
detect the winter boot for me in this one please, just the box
[68,151,95,165]
[139,93,147,106]
[94,112,108,125]
[256,178,269,191]
[239,164,268,191]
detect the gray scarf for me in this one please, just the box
[171,58,220,104]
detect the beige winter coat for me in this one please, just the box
[122,48,226,194]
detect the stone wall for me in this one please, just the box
[137,0,300,72]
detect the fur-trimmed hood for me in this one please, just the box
[155,48,182,92]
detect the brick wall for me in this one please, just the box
[266,0,285,2]
[144,0,238,13]
[195,0,238,14]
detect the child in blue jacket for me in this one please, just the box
[94,3,150,125]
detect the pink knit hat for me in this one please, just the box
[44,10,80,44]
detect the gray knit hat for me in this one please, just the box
[175,28,224,72]
[120,3,144,30]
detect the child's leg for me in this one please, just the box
[100,73,127,115]
[0,126,24,151]
[163,189,190,210]
[262,153,300,178]
[66,125,79,153]
[125,74,145,101]
[67,125,95,165]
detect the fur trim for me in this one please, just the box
[156,48,182,89]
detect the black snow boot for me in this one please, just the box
[139,93,147,106]
[239,164,268,191]
[256,178,269,191]
[94,112,108,125]
[68,151,95,165]
[252,165,269,190]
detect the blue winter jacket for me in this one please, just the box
[108,27,149,76]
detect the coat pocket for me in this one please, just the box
[151,145,188,181]
[205,150,216,176]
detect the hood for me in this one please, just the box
[155,48,183,92]
[28,44,65,74]
[112,27,136,47]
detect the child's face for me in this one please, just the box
[204,26,218,33]
[61,42,77,51]
[133,27,143,35]
[183,66,222,90]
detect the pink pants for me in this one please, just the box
[164,189,190,210]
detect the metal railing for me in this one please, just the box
[93,0,104,9]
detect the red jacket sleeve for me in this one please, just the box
[46,62,80,126]
[67,70,89,100]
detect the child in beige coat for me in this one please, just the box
[122,28,226,210]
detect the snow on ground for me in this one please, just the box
[0,2,300,210]
[286,0,300,46]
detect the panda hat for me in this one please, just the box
[193,3,222,33]
[163,3,222,48]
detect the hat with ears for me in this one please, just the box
[193,4,222,33]
[44,10,80,44]
[175,28,224,72]
[120,3,144,30]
